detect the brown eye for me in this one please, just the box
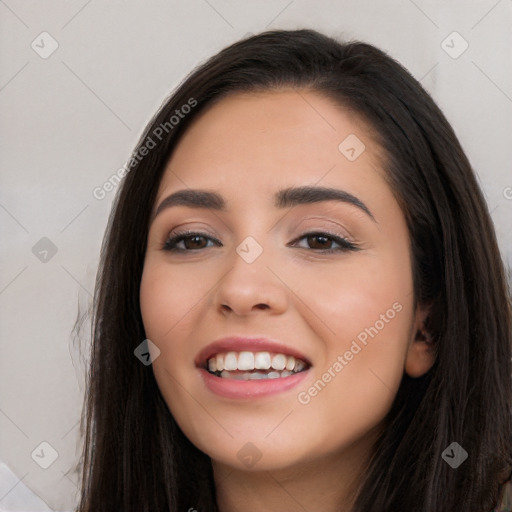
[182,235,208,250]
[163,231,221,251]
[289,231,359,253]
[306,234,333,250]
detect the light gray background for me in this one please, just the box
[1,0,511,510]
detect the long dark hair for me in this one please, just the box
[74,29,512,511]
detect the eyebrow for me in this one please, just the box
[152,186,376,223]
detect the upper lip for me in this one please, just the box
[195,336,312,369]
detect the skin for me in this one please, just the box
[139,89,436,511]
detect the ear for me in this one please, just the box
[404,302,437,378]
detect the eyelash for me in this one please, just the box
[162,230,359,254]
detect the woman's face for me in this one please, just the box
[140,90,433,473]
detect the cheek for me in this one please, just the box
[139,260,207,428]
[291,251,414,422]
[290,248,413,348]
[293,314,412,462]
[139,259,208,340]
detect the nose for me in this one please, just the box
[212,244,289,317]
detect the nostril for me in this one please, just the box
[219,303,270,313]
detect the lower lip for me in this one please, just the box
[198,368,310,399]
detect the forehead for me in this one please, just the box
[156,89,387,204]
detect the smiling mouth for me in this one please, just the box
[206,350,309,380]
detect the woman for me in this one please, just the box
[74,29,512,511]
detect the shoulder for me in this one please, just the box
[493,477,512,512]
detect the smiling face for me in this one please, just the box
[139,89,435,476]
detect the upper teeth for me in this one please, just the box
[207,351,306,373]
